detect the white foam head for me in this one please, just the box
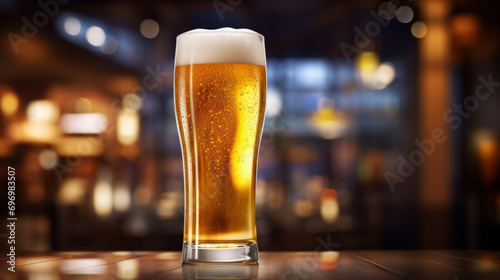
[175,28,265,66]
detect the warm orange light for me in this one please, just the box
[58,178,87,206]
[94,169,113,218]
[320,189,339,223]
[293,199,314,217]
[421,0,449,19]
[475,132,498,186]
[156,192,182,219]
[1,91,19,117]
[116,259,139,279]
[321,188,338,201]
[55,136,104,157]
[74,98,92,113]
[8,121,60,143]
[117,109,140,145]
[450,14,480,47]
[319,251,339,270]
[114,183,131,213]
[0,139,14,157]
[27,100,59,123]
[309,106,348,140]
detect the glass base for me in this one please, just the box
[182,242,259,264]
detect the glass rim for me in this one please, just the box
[176,28,264,40]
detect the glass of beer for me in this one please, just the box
[174,28,266,264]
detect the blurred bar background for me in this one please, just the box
[0,0,499,252]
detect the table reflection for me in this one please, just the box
[182,264,259,280]
[6,251,500,279]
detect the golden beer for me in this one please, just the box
[175,28,266,263]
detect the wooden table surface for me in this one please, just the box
[2,251,500,279]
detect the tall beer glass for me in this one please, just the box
[174,28,266,264]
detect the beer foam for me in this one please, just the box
[175,28,265,66]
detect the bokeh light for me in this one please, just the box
[38,149,58,170]
[140,19,160,39]
[60,113,107,134]
[356,51,379,73]
[375,62,396,87]
[74,98,92,113]
[450,14,480,47]
[100,35,118,55]
[411,21,428,38]
[320,189,339,223]
[58,179,86,206]
[86,26,106,46]
[265,87,282,117]
[378,1,397,20]
[294,199,314,217]
[117,109,140,145]
[27,100,59,123]
[355,52,396,89]
[114,183,131,212]
[356,51,379,86]
[1,91,19,117]
[396,6,414,23]
[94,169,113,218]
[64,17,81,36]
[123,93,143,111]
